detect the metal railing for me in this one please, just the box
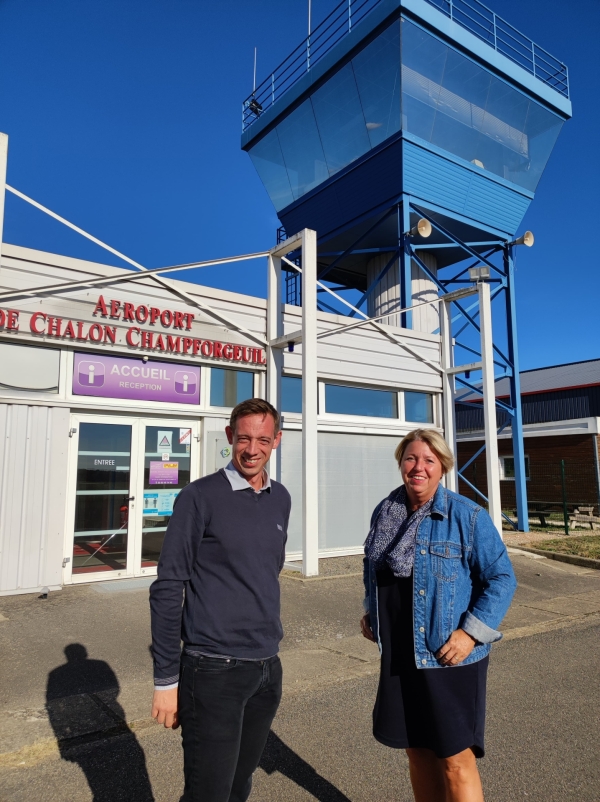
[425,0,569,98]
[242,0,568,132]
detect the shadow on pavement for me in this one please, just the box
[260,730,351,801]
[46,643,154,802]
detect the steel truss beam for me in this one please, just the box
[282,193,528,534]
[3,182,267,347]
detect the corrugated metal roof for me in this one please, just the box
[457,358,600,401]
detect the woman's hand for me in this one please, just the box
[360,613,375,642]
[435,629,477,666]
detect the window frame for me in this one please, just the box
[499,454,530,481]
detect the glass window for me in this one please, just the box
[276,99,329,200]
[311,63,371,176]
[0,342,60,392]
[248,128,295,212]
[401,19,564,192]
[500,455,530,480]
[325,383,397,418]
[210,368,254,408]
[404,391,433,423]
[142,425,192,567]
[282,375,302,413]
[352,21,401,148]
[73,423,131,575]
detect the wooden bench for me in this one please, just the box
[569,507,600,531]
[514,507,555,527]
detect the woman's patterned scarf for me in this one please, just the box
[364,485,434,577]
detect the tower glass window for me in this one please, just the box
[401,19,564,191]
[246,15,564,209]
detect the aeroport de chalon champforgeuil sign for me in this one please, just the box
[0,294,266,365]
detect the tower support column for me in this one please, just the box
[479,279,503,535]
[505,246,529,531]
[301,228,319,576]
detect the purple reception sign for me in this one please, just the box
[73,353,200,404]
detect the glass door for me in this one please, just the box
[70,421,135,577]
[65,416,199,583]
[138,423,196,574]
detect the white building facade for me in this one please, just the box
[0,243,443,595]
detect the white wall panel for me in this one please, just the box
[0,404,69,594]
[280,430,401,555]
[282,306,442,392]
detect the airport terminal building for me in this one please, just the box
[0,244,441,595]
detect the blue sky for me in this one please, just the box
[0,0,598,370]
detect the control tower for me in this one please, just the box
[241,0,571,530]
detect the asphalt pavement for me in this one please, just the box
[0,550,598,801]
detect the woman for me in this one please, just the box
[361,429,516,802]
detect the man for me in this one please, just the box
[150,398,290,802]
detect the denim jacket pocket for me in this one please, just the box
[430,542,462,581]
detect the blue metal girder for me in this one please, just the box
[409,247,511,368]
[504,245,529,532]
[410,204,508,277]
[400,199,412,329]
[318,206,397,281]
[454,376,515,415]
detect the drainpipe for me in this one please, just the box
[593,421,600,514]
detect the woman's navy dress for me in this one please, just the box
[373,566,488,758]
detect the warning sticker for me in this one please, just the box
[157,431,173,453]
[179,428,192,445]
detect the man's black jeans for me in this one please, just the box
[178,652,282,802]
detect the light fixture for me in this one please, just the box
[142,355,149,363]
[248,97,263,116]
[469,266,491,281]
[508,230,534,247]
[407,218,432,238]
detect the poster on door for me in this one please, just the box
[72,353,200,404]
[143,489,180,515]
[149,461,179,485]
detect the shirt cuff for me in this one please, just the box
[154,672,179,690]
[461,611,503,644]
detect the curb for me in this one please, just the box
[510,545,600,570]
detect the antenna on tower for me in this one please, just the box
[248,47,262,117]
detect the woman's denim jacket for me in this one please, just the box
[363,485,517,669]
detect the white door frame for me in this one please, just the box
[63,413,200,585]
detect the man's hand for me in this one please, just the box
[435,629,477,666]
[152,687,179,729]
[360,613,375,642]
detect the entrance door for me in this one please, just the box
[137,422,196,575]
[65,415,199,583]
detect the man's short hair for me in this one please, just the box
[229,398,280,435]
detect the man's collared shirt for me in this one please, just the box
[223,460,271,493]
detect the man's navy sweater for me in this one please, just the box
[150,469,291,685]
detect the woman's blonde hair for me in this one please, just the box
[394,429,455,475]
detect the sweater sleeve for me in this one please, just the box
[149,483,204,686]
[278,491,292,572]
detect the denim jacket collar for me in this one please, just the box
[431,484,449,519]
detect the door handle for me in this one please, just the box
[124,496,135,502]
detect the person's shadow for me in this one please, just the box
[260,730,351,801]
[46,643,154,801]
